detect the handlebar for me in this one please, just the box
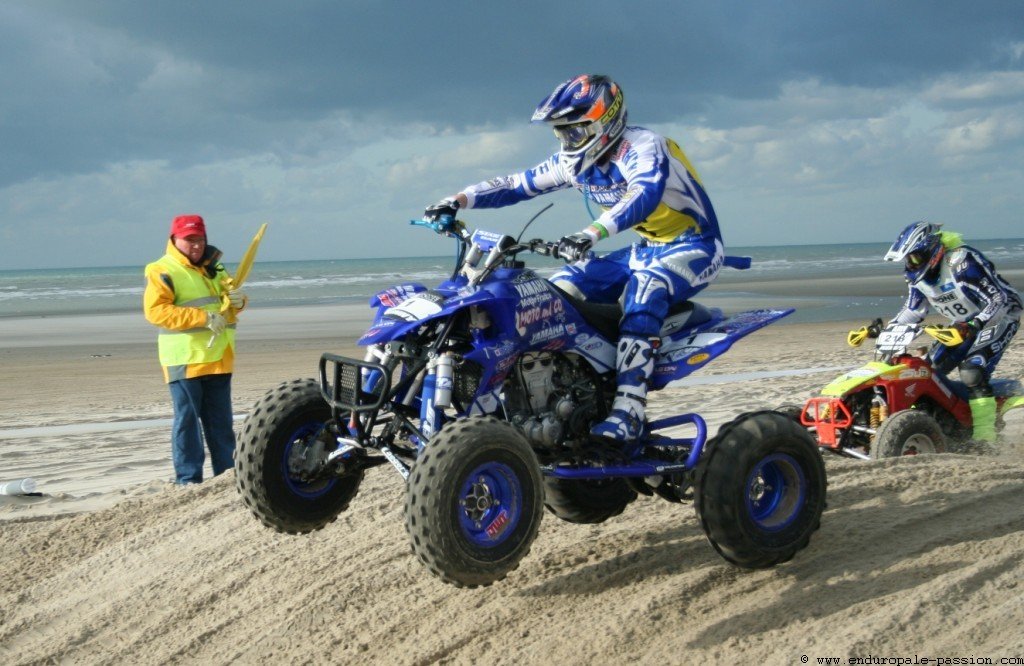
[847,319,965,359]
[410,215,569,260]
[525,238,558,257]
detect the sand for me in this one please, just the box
[2,305,1024,664]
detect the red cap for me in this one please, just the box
[170,215,206,238]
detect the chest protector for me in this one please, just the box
[916,249,979,322]
[154,255,233,367]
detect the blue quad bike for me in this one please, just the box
[235,217,827,588]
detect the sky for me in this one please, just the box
[1,1,1023,269]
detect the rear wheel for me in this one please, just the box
[543,477,637,524]
[695,411,826,569]
[235,378,363,534]
[872,409,946,458]
[405,417,543,588]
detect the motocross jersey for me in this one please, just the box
[460,126,721,246]
[892,245,1022,327]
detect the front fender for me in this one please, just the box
[357,285,515,346]
[819,361,907,397]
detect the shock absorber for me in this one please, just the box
[871,387,888,431]
[432,352,455,408]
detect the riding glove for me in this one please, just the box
[954,319,981,342]
[423,197,460,222]
[555,233,594,262]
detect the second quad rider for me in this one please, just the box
[425,74,725,445]
[884,221,1022,444]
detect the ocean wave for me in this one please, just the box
[0,286,142,301]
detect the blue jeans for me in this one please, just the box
[168,373,236,484]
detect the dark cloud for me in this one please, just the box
[2,0,1022,188]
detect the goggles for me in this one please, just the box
[553,122,596,150]
[905,251,927,270]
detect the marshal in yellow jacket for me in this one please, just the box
[143,240,244,382]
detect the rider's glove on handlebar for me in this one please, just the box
[954,318,982,342]
[867,318,883,338]
[423,197,460,222]
[554,232,594,263]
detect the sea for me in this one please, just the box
[2,238,1023,325]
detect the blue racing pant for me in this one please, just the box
[551,238,724,337]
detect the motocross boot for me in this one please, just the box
[590,335,657,443]
[968,396,998,443]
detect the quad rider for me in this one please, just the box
[424,74,724,444]
[884,221,1022,444]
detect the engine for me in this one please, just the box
[504,352,604,447]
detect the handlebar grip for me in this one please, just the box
[526,238,555,256]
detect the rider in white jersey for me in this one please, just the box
[424,74,724,444]
[884,221,1022,443]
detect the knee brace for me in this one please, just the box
[958,362,993,398]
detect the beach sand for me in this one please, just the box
[2,305,1024,664]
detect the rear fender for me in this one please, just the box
[651,308,793,390]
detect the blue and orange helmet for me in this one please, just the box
[884,221,945,284]
[531,74,627,176]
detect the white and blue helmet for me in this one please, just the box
[531,74,627,177]
[884,221,945,284]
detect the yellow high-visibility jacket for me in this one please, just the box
[143,241,242,382]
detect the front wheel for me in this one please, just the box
[695,411,826,569]
[405,417,543,588]
[235,378,363,534]
[872,409,946,458]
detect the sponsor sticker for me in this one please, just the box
[515,298,564,334]
[485,510,510,539]
[384,293,443,322]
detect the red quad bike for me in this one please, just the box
[789,320,1024,459]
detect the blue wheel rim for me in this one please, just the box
[745,453,807,531]
[281,421,336,498]
[457,461,522,548]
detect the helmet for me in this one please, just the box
[884,221,945,284]
[531,74,627,176]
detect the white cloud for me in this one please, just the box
[939,110,1024,157]
[923,71,1024,105]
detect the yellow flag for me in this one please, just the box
[220,222,268,313]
